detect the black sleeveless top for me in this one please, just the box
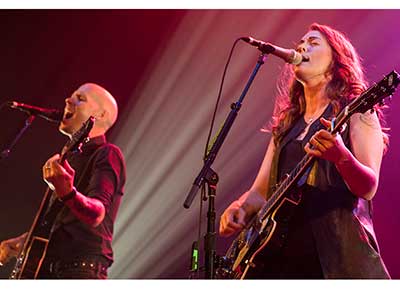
[276,134,323,278]
[251,119,323,279]
[263,104,390,279]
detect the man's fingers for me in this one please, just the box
[43,154,61,172]
[63,159,74,175]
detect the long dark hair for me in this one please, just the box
[270,23,388,149]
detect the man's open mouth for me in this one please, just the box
[64,112,74,120]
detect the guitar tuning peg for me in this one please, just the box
[379,99,385,107]
[389,95,393,101]
[369,108,374,114]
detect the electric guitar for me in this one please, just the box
[216,70,400,279]
[9,116,95,279]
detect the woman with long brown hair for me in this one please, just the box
[219,23,390,279]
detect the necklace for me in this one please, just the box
[304,102,330,125]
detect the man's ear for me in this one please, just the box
[94,110,107,121]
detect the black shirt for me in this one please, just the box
[44,135,126,266]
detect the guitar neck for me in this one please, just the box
[20,142,72,245]
[19,187,53,250]
[258,153,315,221]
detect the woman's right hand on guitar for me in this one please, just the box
[219,190,266,237]
[0,232,27,266]
[219,200,247,237]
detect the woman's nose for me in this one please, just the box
[297,45,306,53]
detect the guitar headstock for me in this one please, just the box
[62,116,95,158]
[332,70,400,134]
[348,70,400,116]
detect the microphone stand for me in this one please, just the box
[203,167,218,279]
[183,53,267,279]
[1,115,36,161]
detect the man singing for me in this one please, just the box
[0,83,126,279]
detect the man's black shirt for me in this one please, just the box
[44,135,126,266]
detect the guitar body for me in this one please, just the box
[10,195,63,279]
[240,193,301,279]
[12,236,49,279]
[219,192,301,279]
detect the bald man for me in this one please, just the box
[0,83,126,279]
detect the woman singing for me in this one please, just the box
[219,23,390,279]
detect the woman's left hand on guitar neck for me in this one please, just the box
[305,114,383,201]
[304,117,350,164]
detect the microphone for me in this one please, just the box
[241,36,303,65]
[7,101,63,123]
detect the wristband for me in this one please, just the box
[60,187,77,202]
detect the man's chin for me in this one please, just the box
[59,123,74,137]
